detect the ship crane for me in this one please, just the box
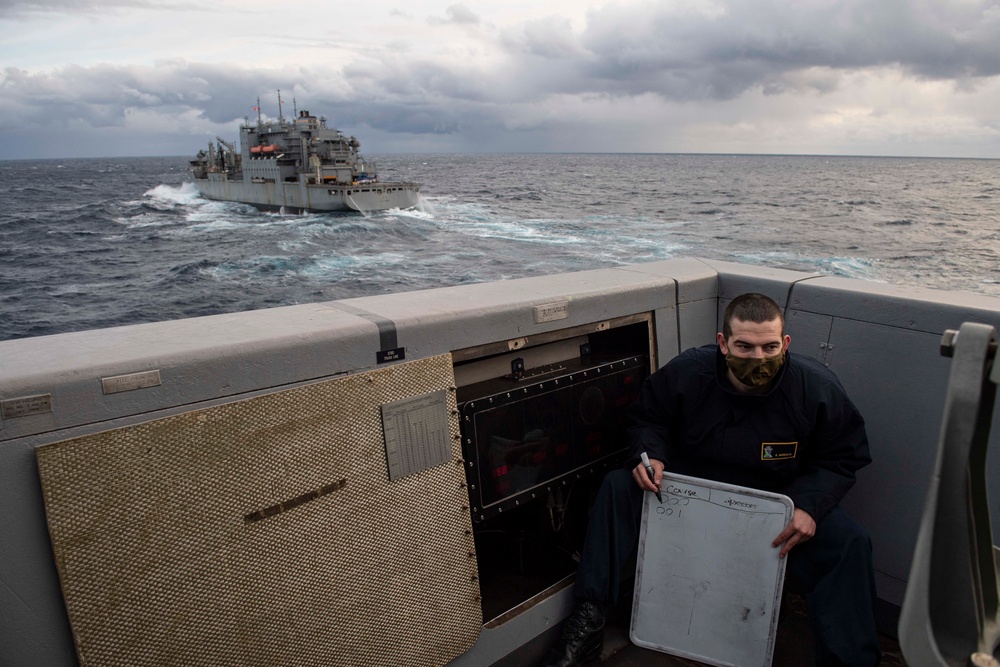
[212,136,242,171]
[216,137,237,154]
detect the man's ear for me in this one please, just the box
[717,332,728,355]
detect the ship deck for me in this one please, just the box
[499,593,905,666]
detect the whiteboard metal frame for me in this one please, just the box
[630,473,794,667]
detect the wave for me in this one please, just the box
[4,154,1000,341]
[144,181,201,205]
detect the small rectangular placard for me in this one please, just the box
[1,394,53,419]
[533,301,569,324]
[381,390,451,481]
[377,347,406,364]
[101,370,162,395]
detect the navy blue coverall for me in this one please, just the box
[575,345,881,667]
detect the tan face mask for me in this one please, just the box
[725,351,785,387]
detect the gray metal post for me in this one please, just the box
[899,322,999,666]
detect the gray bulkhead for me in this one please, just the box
[1,258,999,665]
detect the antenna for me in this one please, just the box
[277,89,284,123]
[293,97,298,118]
[255,96,262,126]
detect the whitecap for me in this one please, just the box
[144,182,201,206]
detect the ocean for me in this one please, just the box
[1,153,997,341]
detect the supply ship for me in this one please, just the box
[189,101,420,213]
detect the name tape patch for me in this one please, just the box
[761,442,798,460]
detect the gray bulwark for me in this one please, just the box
[3,258,1000,666]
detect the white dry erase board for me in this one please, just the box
[630,473,793,667]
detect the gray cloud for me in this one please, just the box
[444,4,480,25]
[499,15,584,59]
[575,0,1000,99]
[3,0,1000,158]
[426,3,481,27]
[0,0,201,18]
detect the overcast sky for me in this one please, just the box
[3,0,1000,159]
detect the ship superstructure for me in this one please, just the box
[190,104,420,213]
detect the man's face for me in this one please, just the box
[718,317,790,392]
[718,317,789,359]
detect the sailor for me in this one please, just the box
[543,292,881,667]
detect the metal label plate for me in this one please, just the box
[533,301,569,324]
[101,370,162,395]
[381,389,451,481]
[1,394,53,419]
[377,347,405,364]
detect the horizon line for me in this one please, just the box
[3,150,999,162]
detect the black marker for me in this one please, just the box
[640,452,663,503]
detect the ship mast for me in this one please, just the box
[277,89,284,124]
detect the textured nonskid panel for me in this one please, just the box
[36,354,481,667]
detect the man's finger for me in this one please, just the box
[632,464,654,491]
[779,534,799,558]
[772,526,793,549]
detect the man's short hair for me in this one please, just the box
[722,293,784,339]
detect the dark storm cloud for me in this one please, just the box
[0,59,487,157]
[573,0,1000,100]
[340,59,493,104]
[4,64,196,128]
[1,63,309,127]
[329,102,468,135]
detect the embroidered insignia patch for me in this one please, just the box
[761,442,798,460]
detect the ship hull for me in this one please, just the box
[193,173,421,213]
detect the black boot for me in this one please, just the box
[542,600,605,666]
